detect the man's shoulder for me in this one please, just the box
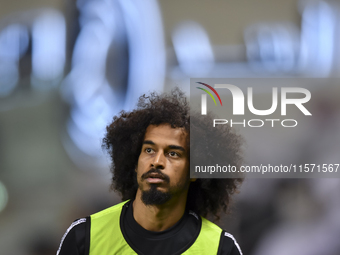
[91,200,129,219]
[200,216,223,234]
[220,231,242,255]
[198,216,242,255]
[56,218,88,255]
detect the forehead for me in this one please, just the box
[144,124,187,147]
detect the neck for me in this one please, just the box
[132,189,188,232]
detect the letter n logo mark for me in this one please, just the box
[196,82,222,115]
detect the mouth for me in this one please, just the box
[143,173,168,184]
[146,177,165,184]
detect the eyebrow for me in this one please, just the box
[143,140,186,152]
[143,140,155,145]
[168,145,186,152]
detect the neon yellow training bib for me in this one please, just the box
[90,201,222,255]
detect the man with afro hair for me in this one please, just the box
[57,88,243,255]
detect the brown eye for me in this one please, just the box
[145,148,154,154]
[169,151,178,157]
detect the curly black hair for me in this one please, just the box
[103,88,243,220]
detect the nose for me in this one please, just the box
[151,151,165,169]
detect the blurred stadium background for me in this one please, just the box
[0,0,339,254]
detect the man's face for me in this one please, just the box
[136,124,190,205]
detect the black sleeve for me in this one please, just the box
[57,217,90,255]
[217,230,243,255]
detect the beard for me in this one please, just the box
[141,184,172,205]
[139,168,190,206]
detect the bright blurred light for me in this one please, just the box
[0,24,29,60]
[67,118,104,158]
[119,0,165,111]
[62,0,165,167]
[78,0,116,29]
[61,0,120,164]
[72,0,116,73]
[244,23,299,72]
[0,181,8,213]
[0,24,29,97]
[70,86,119,137]
[31,10,66,87]
[299,1,336,76]
[172,21,214,76]
[0,63,19,97]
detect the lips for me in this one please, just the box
[147,173,165,179]
[146,177,165,184]
[141,169,170,183]
[145,173,165,184]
